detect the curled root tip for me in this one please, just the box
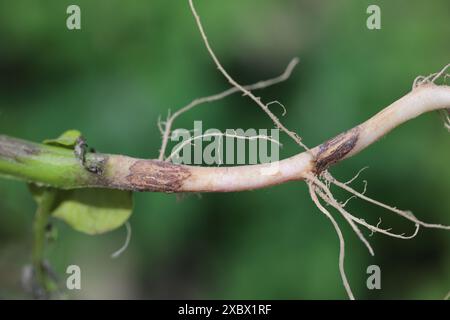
[413,63,450,89]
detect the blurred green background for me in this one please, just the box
[0,0,449,299]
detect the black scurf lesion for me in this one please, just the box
[84,153,108,175]
[74,136,104,174]
[314,127,360,174]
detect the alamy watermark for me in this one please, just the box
[366,5,381,30]
[66,264,81,290]
[66,5,81,30]
[366,264,381,290]
[168,121,281,167]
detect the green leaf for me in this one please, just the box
[30,130,133,235]
[29,185,133,235]
[52,189,133,235]
[43,130,82,149]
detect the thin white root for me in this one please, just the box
[440,109,450,131]
[324,172,450,230]
[308,181,355,300]
[317,175,420,239]
[431,64,450,83]
[342,180,367,207]
[111,222,132,259]
[157,115,165,135]
[188,0,308,150]
[320,187,420,240]
[266,101,287,117]
[158,58,299,160]
[318,190,375,255]
[309,175,374,255]
[344,166,369,185]
[342,195,357,208]
[369,218,382,237]
[412,76,426,89]
[413,63,450,89]
[306,168,426,300]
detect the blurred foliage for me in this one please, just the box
[0,0,449,299]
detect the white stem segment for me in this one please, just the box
[105,84,450,193]
[346,84,450,159]
[181,84,450,192]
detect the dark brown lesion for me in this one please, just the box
[84,153,108,175]
[125,160,191,192]
[314,127,360,174]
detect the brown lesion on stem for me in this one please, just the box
[314,127,360,174]
[125,160,192,192]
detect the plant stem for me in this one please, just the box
[32,188,57,297]
[0,84,449,193]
